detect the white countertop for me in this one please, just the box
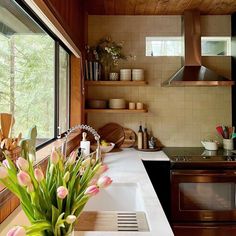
[0,149,173,236]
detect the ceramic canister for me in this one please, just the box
[120,69,131,81]
[132,69,144,81]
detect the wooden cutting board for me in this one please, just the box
[121,128,136,148]
[98,123,125,148]
[0,113,14,138]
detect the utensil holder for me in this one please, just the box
[223,139,234,150]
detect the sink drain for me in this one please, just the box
[75,211,149,232]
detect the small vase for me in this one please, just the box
[103,64,111,81]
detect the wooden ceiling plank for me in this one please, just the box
[86,0,236,15]
[123,0,137,15]
[143,0,158,15]
[104,0,115,15]
[135,0,148,15]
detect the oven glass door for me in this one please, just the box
[171,170,236,222]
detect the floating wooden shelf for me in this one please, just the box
[85,80,147,86]
[85,109,148,114]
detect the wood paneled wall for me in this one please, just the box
[44,0,86,54]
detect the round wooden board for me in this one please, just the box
[121,128,136,148]
[98,123,125,148]
[134,146,162,152]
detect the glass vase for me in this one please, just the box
[103,64,111,81]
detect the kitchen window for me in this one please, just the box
[146,37,182,56]
[201,37,231,56]
[0,0,70,148]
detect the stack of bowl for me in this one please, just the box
[109,99,126,109]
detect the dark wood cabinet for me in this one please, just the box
[142,161,171,220]
[173,223,236,236]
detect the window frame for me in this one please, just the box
[8,0,72,149]
[201,36,231,56]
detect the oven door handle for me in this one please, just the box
[172,171,236,177]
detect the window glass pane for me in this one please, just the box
[201,37,231,56]
[0,1,55,146]
[146,37,182,56]
[59,46,69,134]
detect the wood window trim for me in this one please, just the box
[23,0,81,58]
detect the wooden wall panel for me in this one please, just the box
[86,0,236,15]
[70,55,85,126]
[43,0,86,54]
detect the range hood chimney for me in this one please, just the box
[162,10,234,87]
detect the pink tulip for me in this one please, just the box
[66,215,77,224]
[16,157,29,171]
[7,226,26,236]
[97,176,112,188]
[17,171,31,187]
[50,147,59,165]
[2,159,10,168]
[0,166,8,179]
[89,177,98,186]
[84,185,99,197]
[27,183,34,193]
[57,186,68,199]
[34,168,44,182]
[67,151,77,165]
[97,164,109,175]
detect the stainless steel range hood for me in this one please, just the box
[162,10,234,87]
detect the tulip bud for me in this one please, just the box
[67,151,77,165]
[57,186,68,199]
[50,147,59,165]
[34,168,44,182]
[27,183,34,193]
[82,158,91,167]
[63,171,70,183]
[97,176,112,188]
[0,166,8,179]
[66,215,77,224]
[2,159,10,168]
[84,185,99,197]
[89,178,98,186]
[97,164,109,175]
[17,171,31,187]
[16,157,29,171]
[7,226,26,236]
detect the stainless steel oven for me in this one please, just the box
[171,170,236,222]
[163,147,236,236]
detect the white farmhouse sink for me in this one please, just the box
[84,183,145,211]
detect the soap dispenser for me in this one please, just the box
[80,132,90,156]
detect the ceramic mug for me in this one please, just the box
[136,102,144,110]
[223,139,234,150]
[129,102,135,110]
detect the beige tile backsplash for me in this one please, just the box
[87,15,232,147]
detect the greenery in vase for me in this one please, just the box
[0,147,112,236]
[87,36,127,78]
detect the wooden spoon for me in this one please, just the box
[0,113,13,138]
